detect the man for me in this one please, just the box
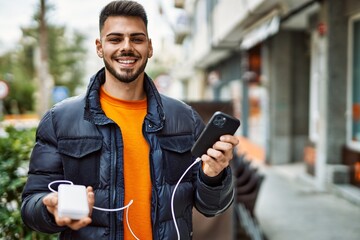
[21,1,239,239]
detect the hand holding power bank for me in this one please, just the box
[58,184,89,220]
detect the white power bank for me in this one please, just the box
[58,184,89,220]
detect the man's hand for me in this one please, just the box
[42,186,95,230]
[201,135,239,177]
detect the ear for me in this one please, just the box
[95,38,103,58]
[148,39,153,58]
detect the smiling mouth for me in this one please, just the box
[119,59,137,63]
[114,58,137,70]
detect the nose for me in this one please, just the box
[121,38,133,52]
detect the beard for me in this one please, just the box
[103,55,148,84]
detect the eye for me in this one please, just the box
[132,37,145,43]
[109,38,122,43]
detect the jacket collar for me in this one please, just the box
[84,68,165,131]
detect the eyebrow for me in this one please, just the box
[105,32,147,38]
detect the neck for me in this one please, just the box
[103,72,146,101]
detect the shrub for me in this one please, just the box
[0,126,57,240]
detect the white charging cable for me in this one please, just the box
[48,180,139,240]
[171,157,202,240]
[48,156,201,240]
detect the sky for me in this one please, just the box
[0,0,179,81]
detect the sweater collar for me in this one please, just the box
[84,68,165,131]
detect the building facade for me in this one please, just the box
[173,0,360,192]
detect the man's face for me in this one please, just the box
[96,16,153,84]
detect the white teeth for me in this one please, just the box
[118,60,135,64]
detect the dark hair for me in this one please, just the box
[99,0,148,32]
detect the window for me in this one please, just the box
[348,14,360,149]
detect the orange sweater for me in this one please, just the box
[100,86,152,239]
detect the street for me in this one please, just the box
[256,163,360,240]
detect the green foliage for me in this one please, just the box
[0,51,35,114]
[0,126,57,240]
[146,63,169,83]
[47,27,87,95]
[0,0,87,114]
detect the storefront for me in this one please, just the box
[343,13,360,188]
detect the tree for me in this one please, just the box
[0,47,36,115]
[0,0,86,116]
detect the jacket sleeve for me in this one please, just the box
[191,110,235,217]
[195,166,234,217]
[21,110,67,234]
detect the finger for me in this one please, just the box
[212,141,233,154]
[202,154,219,168]
[207,148,225,162]
[207,147,231,167]
[68,217,92,231]
[214,142,234,161]
[87,186,95,216]
[55,215,72,227]
[43,193,58,216]
[201,153,227,177]
[87,186,93,193]
[220,135,239,146]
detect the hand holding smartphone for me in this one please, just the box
[191,111,240,157]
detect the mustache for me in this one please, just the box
[115,52,138,58]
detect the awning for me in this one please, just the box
[240,15,280,50]
[240,0,319,50]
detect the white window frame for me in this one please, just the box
[347,13,360,150]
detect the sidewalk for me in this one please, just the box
[255,163,360,240]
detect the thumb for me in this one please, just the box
[43,193,58,208]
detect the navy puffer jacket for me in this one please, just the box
[21,68,234,240]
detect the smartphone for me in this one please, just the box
[191,111,240,157]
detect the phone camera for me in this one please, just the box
[213,116,226,128]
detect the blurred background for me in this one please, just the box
[0,0,359,239]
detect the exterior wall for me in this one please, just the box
[261,42,271,161]
[345,0,360,16]
[291,32,310,162]
[186,70,206,101]
[325,0,348,164]
[190,0,211,65]
[211,0,264,44]
[267,30,310,165]
[268,31,293,164]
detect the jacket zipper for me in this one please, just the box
[150,155,158,239]
[110,125,117,240]
[144,123,158,239]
